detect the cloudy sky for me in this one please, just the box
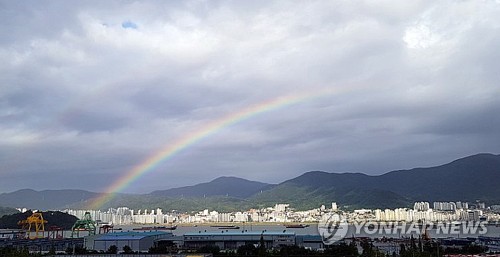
[1,1,499,194]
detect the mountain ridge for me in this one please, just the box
[150,176,273,199]
[263,153,500,208]
[0,189,99,210]
[1,153,498,211]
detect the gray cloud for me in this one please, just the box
[1,0,499,193]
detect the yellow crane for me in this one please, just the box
[18,212,48,239]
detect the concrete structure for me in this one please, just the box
[84,231,173,252]
[414,202,430,211]
[296,235,325,250]
[456,201,469,210]
[183,231,295,250]
[433,202,457,211]
[467,210,483,221]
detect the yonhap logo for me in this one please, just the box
[318,217,488,245]
[318,213,348,244]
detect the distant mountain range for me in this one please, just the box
[1,153,499,211]
[0,189,99,210]
[151,176,272,198]
[252,153,500,209]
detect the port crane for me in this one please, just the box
[18,212,48,239]
[71,212,97,238]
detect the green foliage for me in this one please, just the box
[123,245,133,254]
[0,246,31,257]
[360,240,385,257]
[237,243,257,256]
[444,244,488,255]
[48,245,56,255]
[250,184,330,211]
[325,242,359,257]
[258,234,266,257]
[198,245,221,255]
[0,206,19,218]
[398,239,488,257]
[95,194,252,213]
[152,176,270,199]
[3,154,500,212]
[278,245,315,256]
[65,245,88,255]
[107,245,118,254]
[72,186,411,212]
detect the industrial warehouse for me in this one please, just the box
[84,231,175,252]
[83,230,324,252]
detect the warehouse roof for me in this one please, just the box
[95,231,172,241]
[185,231,295,236]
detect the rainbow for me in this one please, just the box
[87,88,344,210]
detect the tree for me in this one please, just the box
[360,240,375,257]
[0,246,30,257]
[48,245,56,255]
[325,242,359,257]
[107,245,118,254]
[150,240,177,254]
[123,245,133,254]
[258,234,267,257]
[66,245,87,255]
[444,244,488,255]
[237,244,257,256]
[198,245,220,255]
[279,245,313,257]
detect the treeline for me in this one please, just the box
[399,237,489,257]
[0,206,18,218]
[149,239,489,257]
[0,246,33,257]
[0,238,489,256]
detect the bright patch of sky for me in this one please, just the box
[122,21,138,29]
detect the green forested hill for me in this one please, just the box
[1,153,499,212]
[0,189,98,210]
[0,206,19,218]
[151,176,273,198]
[254,153,500,209]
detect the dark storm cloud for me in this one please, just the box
[1,0,499,193]
[418,102,500,136]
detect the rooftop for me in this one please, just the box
[185,231,295,236]
[95,231,172,241]
[298,235,324,241]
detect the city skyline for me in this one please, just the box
[1,1,500,194]
[58,200,500,225]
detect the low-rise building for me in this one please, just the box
[296,235,325,250]
[84,231,173,252]
[183,231,296,250]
